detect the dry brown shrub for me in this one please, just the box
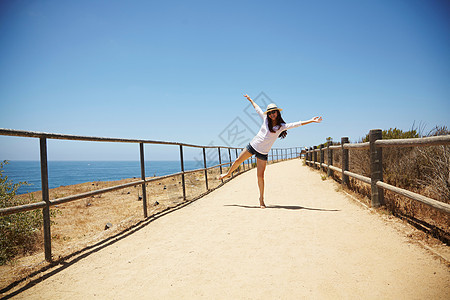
[313,126,449,242]
[416,144,450,203]
[344,126,450,241]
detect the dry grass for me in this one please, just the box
[0,166,230,290]
[308,143,450,244]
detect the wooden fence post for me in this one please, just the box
[202,147,208,191]
[139,143,148,218]
[179,145,186,200]
[370,129,385,207]
[307,147,311,166]
[218,147,223,183]
[40,138,52,262]
[327,142,333,177]
[341,137,349,186]
[320,144,324,171]
[235,148,239,173]
[228,148,233,177]
[313,146,318,169]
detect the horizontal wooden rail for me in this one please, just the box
[0,201,47,216]
[329,145,341,150]
[304,130,450,216]
[306,157,449,215]
[375,135,450,148]
[313,159,449,215]
[344,170,371,184]
[0,128,229,149]
[376,181,450,215]
[316,143,370,150]
[328,165,341,173]
[324,135,450,150]
[305,161,371,184]
[344,142,370,149]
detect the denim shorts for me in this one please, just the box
[246,143,268,161]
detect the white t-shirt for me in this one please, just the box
[249,104,303,155]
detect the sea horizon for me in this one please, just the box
[2,160,223,194]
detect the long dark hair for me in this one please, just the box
[268,110,288,139]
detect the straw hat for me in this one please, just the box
[264,103,283,114]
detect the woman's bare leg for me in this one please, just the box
[219,149,253,180]
[256,158,267,208]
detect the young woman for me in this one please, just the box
[219,94,323,208]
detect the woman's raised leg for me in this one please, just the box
[219,148,253,180]
[256,158,267,208]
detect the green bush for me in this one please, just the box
[0,160,43,264]
[362,127,420,142]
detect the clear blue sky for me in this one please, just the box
[1,0,449,161]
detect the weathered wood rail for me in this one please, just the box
[305,129,450,215]
[0,128,302,262]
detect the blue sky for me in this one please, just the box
[0,0,449,161]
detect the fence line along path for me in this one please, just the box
[10,159,449,300]
[0,128,300,262]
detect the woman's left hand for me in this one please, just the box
[312,116,323,123]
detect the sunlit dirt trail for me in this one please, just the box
[12,159,450,299]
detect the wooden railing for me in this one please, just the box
[304,129,450,215]
[0,128,302,262]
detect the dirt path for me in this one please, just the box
[11,160,449,299]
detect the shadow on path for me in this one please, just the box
[0,186,222,299]
[224,204,340,212]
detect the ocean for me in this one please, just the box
[2,160,220,195]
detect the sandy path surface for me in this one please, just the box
[12,160,449,299]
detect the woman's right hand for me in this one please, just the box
[244,94,252,102]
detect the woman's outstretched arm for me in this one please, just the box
[244,94,258,109]
[284,116,323,130]
[244,94,264,119]
[301,116,323,126]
